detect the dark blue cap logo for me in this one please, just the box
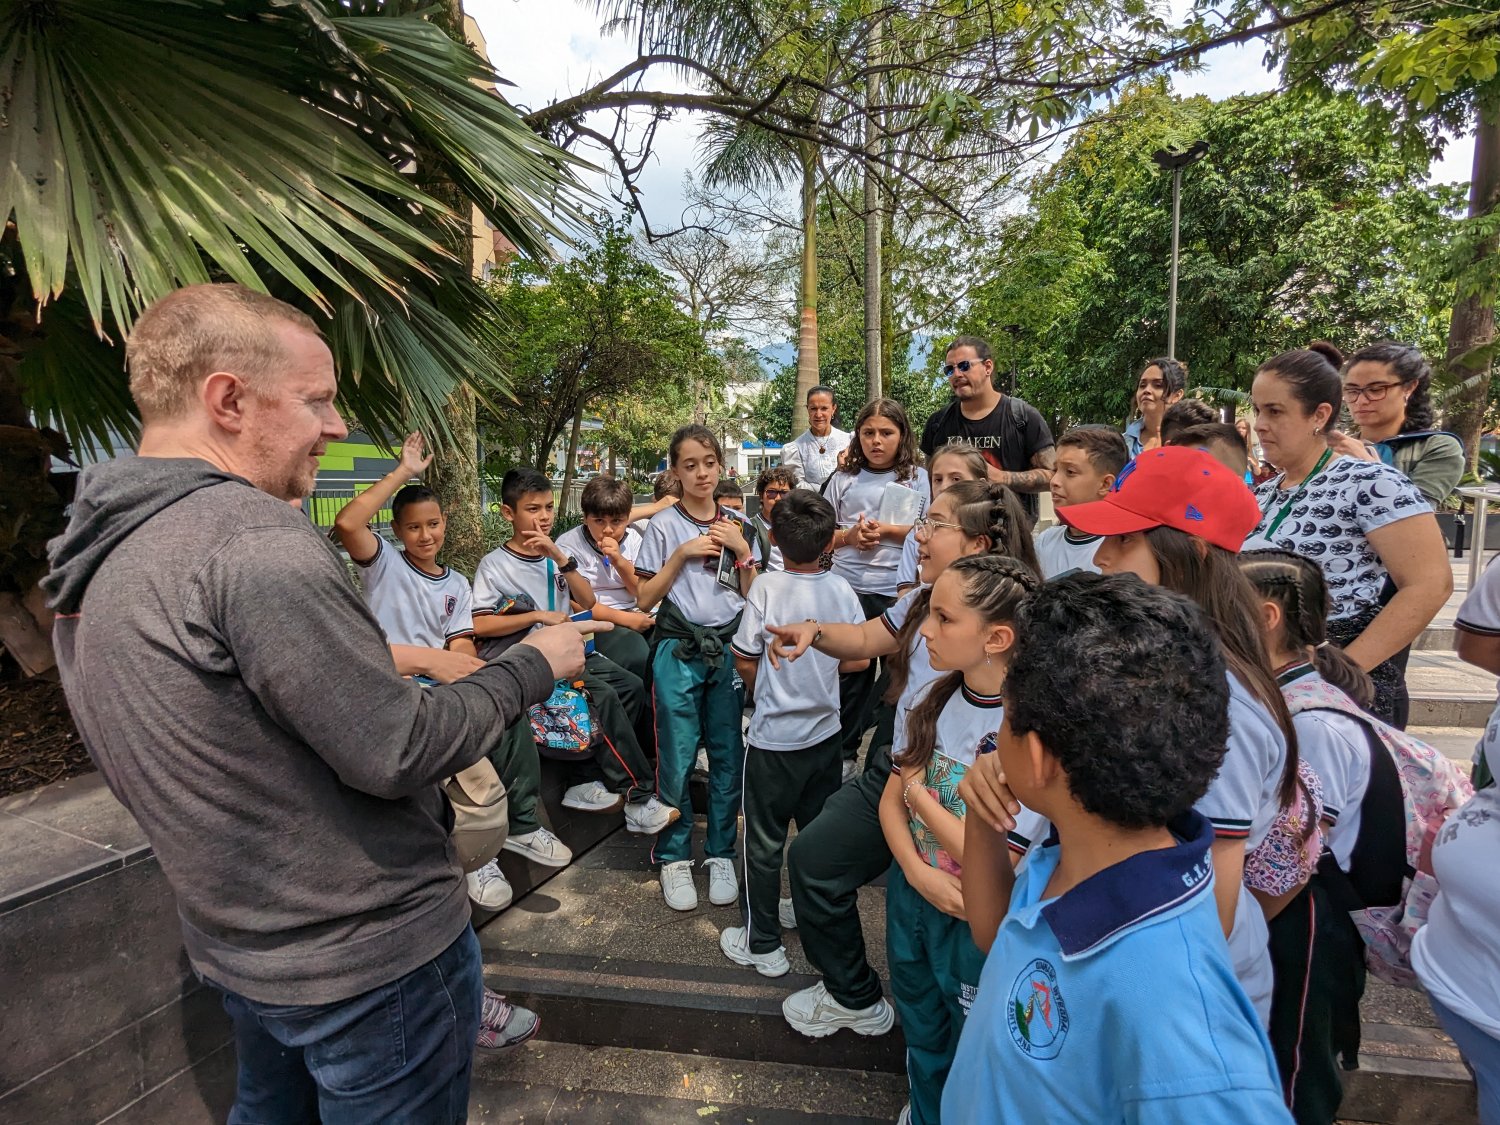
[1185,505,1204,521]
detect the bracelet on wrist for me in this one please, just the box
[902,776,923,807]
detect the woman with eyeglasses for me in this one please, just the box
[1322,343,1465,510]
[1247,343,1452,728]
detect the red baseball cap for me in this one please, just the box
[1058,445,1259,552]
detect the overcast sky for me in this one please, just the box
[470,0,1476,229]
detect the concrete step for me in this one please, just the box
[1405,651,1494,728]
[470,1040,907,1123]
[1413,625,1456,651]
[477,824,902,1077]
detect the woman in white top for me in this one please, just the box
[1247,343,1451,729]
[780,384,853,490]
[1411,785,1500,1124]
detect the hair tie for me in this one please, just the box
[1315,641,1330,650]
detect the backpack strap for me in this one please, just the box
[1301,709,1408,908]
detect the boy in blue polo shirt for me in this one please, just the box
[948,574,1290,1124]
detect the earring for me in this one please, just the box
[985,653,992,666]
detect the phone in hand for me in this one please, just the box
[569,609,596,657]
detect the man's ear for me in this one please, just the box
[202,371,249,434]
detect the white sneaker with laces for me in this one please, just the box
[719,925,790,978]
[465,860,513,911]
[704,857,738,906]
[625,795,680,834]
[841,759,859,784]
[778,897,797,930]
[781,981,896,1038]
[502,826,573,867]
[660,860,697,911]
[562,781,625,813]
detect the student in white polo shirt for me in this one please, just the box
[556,475,655,685]
[722,490,868,977]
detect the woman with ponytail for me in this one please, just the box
[764,482,1036,1044]
[1248,343,1451,728]
[1241,549,1381,1123]
[1040,446,1295,1025]
[879,555,1041,1125]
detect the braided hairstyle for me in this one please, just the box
[1345,342,1436,434]
[885,480,1039,704]
[895,555,1042,777]
[1240,549,1375,708]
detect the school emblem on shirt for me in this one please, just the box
[444,595,457,616]
[1007,958,1070,1060]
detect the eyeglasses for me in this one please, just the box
[941,358,988,378]
[762,488,791,500]
[913,515,964,534]
[1341,381,1409,403]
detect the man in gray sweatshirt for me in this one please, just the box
[43,284,596,1123]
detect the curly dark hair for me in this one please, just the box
[885,480,1040,705]
[1345,341,1436,433]
[1005,573,1230,829]
[840,397,921,483]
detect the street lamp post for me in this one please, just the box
[1150,141,1209,360]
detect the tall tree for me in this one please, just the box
[952,83,1460,425]
[1276,3,1500,458]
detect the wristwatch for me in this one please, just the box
[558,556,579,574]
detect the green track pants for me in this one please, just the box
[885,862,986,1125]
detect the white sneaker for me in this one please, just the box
[705,857,738,906]
[625,795,680,835]
[779,897,797,930]
[896,1104,911,1125]
[841,759,859,784]
[781,981,895,1039]
[719,925,790,978]
[562,781,624,813]
[503,826,572,868]
[660,860,697,911]
[465,860,513,911]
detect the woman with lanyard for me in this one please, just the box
[1322,342,1465,510]
[1247,344,1451,728]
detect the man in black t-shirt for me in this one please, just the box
[920,335,1056,520]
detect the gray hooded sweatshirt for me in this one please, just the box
[44,457,552,1005]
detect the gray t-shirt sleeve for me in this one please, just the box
[196,526,553,798]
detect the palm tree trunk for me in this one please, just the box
[1441,108,1500,469]
[793,141,820,437]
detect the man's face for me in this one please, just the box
[943,346,994,401]
[241,325,346,501]
[807,392,835,435]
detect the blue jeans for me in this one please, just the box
[219,926,483,1124]
[1430,995,1500,1125]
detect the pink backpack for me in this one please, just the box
[1283,678,1473,987]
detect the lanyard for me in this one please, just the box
[1260,447,1332,540]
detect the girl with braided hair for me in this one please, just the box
[1242,549,1378,1122]
[765,482,1037,1045]
[879,554,1042,1125]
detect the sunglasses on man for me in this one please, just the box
[941,358,988,378]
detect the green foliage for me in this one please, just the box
[951,83,1462,426]
[481,215,726,472]
[0,0,587,455]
